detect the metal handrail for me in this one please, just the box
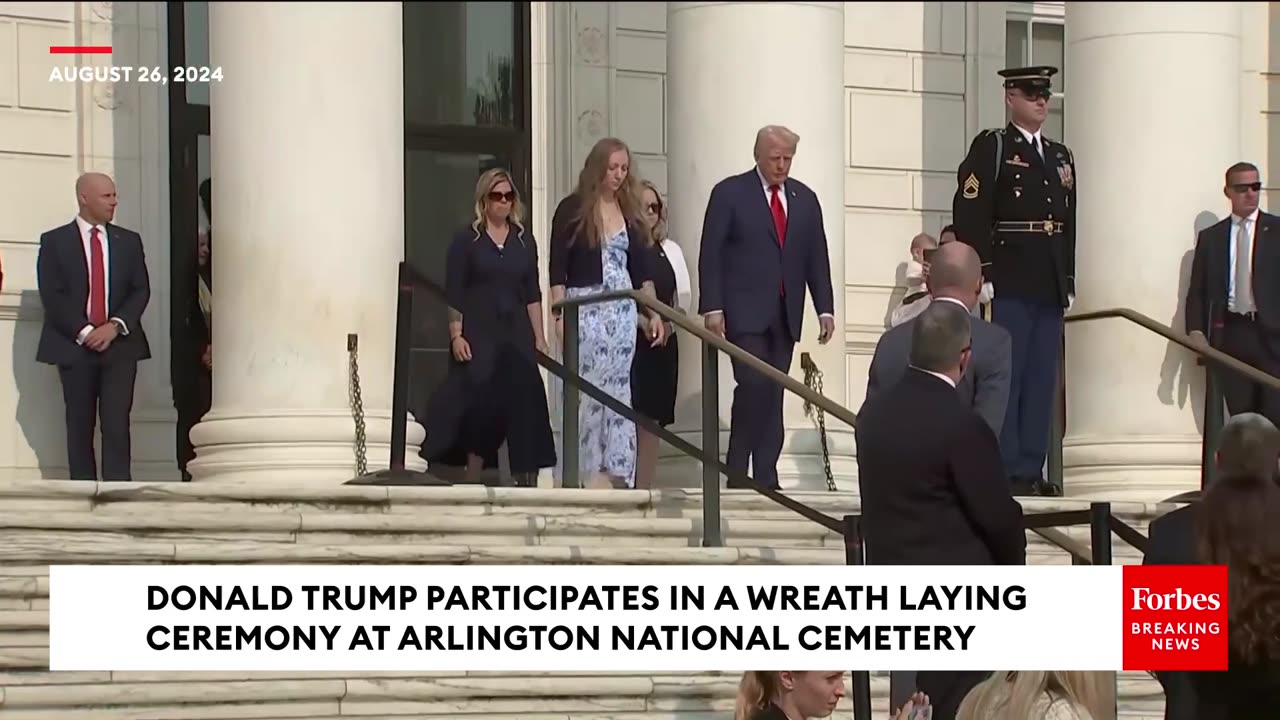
[386,263,845,535]
[376,262,1158,720]
[1055,306,1280,492]
[553,288,857,545]
[553,288,857,425]
[1066,307,1280,390]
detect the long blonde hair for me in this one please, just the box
[956,671,1108,720]
[734,671,779,720]
[571,137,644,248]
[638,179,666,248]
[471,167,527,238]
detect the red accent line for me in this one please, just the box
[49,46,112,55]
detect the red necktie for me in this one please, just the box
[89,227,107,326]
[769,185,787,248]
[770,186,788,297]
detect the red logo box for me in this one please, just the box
[1122,565,1228,671]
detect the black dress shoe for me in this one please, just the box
[1034,480,1063,497]
[1010,477,1040,497]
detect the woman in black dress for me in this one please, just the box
[421,169,556,485]
[630,181,690,488]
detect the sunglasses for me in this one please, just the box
[645,202,661,214]
[1231,182,1262,193]
[487,190,516,203]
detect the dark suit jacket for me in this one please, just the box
[1141,504,1201,720]
[855,369,1027,566]
[864,300,1012,436]
[36,220,152,366]
[697,168,835,341]
[1186,211,1280,352]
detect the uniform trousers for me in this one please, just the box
[991,295,1063,481]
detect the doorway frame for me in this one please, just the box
[166,1,210,421]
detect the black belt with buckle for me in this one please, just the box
[995,220,1064,234]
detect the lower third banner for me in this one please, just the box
[46,564,1227,672]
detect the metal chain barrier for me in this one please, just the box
[348,333,369,477]
[800,353,837,492]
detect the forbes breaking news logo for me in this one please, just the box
[1122,565,1228,671]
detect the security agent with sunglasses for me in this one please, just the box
[951,65,1076,498]
[1186,162,1280,427]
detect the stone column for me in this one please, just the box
[190,2,425,483]
[665,2,849,491]
[1063,2,1241,500]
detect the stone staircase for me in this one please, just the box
[0,479,1175,718]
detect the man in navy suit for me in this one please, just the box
[37,172,151,481]
[698,125,836,490]
[1186,161,1280,427]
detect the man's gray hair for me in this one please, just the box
[908,300,971,373]
[754,125,800,158]
[1216,412,1280,481]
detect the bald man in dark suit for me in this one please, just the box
[37,172,151,481]
[857,300,1025,720]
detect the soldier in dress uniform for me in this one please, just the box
[952,65,1076,497]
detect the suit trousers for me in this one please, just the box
[726,298,794,489]
[991,296,1063,480]
[58,359,138,481]
[1217,313,1280,427]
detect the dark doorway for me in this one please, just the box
[167,1,212,479]
[403,1,533,420]
[164,2,533,471]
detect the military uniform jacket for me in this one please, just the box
[952,123,1077,307]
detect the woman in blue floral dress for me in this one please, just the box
[549,138,666,488]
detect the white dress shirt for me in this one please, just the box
[1228,208,1260,312]
[73,215,129,345]
[913,366,958,389]
[1011,122,1044,159]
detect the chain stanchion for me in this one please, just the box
[801,352,837,492]
[348,333,369,477]
[343,270,450,486]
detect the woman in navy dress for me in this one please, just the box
[630,180,691,488]
[549,138,666,489]
[421,169,556,485]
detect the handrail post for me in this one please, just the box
[561,305,581,489]
[388,263,412,472]
[1201,363,1223,491]
[1048,333,1065,491]
[1089,502,1112,566]
[1089,502,1117,720]
[842,515,872,720]
[702,344,722,547]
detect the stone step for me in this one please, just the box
[0,481,1160,559]
[0,479,1170,518]
[0,671,1166,719]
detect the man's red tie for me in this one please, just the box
[769,185,787,248]
[89,227,107,326]
[770,185,788,297]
